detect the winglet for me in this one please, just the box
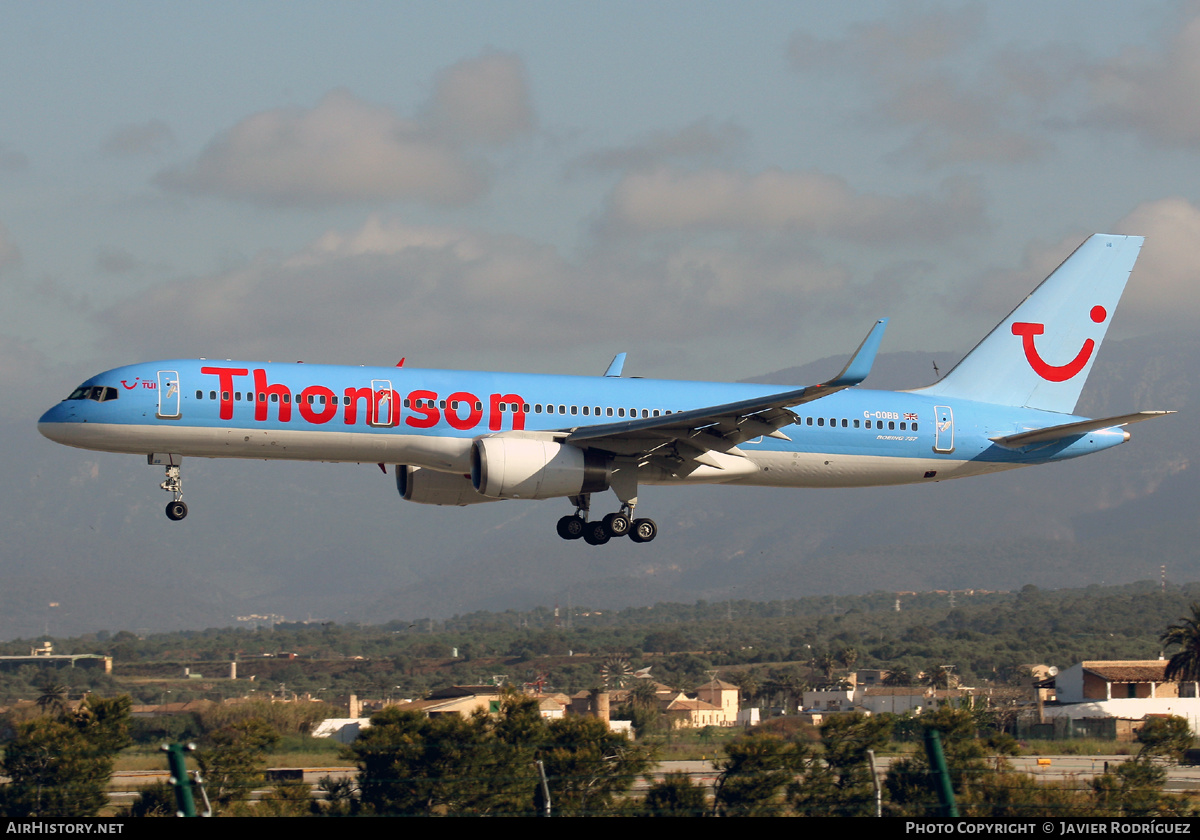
[604,353,627,377]
[823,318,888,388]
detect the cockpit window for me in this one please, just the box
[66,385,118,403]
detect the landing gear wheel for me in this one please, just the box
[557,515,585,540]
[165,501,188,521]
[582,521,611,546]
[602,512,631,538]
[628,518,657,543]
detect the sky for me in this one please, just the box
[4,1,1200,633]
[5,0,1200,402]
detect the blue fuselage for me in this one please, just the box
[37,359,1127,490]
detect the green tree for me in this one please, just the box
[885,706,988,815]
[1135,716,1194,763]
[1091,760,1178,818]
[815,652,837,682]
[616,680,662,738]
[713,731,807,817]
[196,717,280,813]
[313,775,357,816]
[247,780,313,817]
[1162,604,1200,683]
[540,714,655,816]
[124,780,177,817]
[349,696,542,816]
[35,682,69,716]
[0,695,132,818]
[642,771,708,817]
[790,712,891,817]
[962,771,1092,819]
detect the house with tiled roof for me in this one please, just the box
[390,685,504,719]
[1042,660,1200,731]
[695,678,740,721]
[664,696,727,728]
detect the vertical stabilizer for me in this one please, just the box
[916,234,1143,414]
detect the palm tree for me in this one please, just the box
[629,678,660,711]
[738,673,761,708]
[883,667,912,687]
[36,681,69,716]
[815,652,837,683]
[1161,603,1200,683]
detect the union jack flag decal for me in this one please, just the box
[904,412,918,421]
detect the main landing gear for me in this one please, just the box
[556,494,657,546]
[154,456,187,521]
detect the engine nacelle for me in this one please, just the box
[471,438,609,500]
[396,465,499,506]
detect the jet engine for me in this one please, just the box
[471,438,609,500]
[396,465,499,506]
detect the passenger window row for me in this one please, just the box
[803,416,917,432]
[186,391,918,431]
[191,390,672,419]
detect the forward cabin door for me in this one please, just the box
[156,370,181,419]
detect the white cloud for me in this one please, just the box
[94,214,888,375]
[1086,12,1200,148]
[67,461,100,488]
[787,6,1052,168]
[1114,198,1200,329]
[568,118,748,175]
[604,167,984,241]
[98,216,575,365]
[427,52,534,144]
[788,5,984,74]
[101,120,176,157]
[95,248,139,274]
[931,202,1200,340]
[153,53,535,208]
[155,89,486,207]
[0,222,21,273]
[0,335,53,418]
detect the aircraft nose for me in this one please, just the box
[38,402,78,444]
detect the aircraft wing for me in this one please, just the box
[556,319,887,473]
[989,410,1175,448]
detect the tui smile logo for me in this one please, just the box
[1011,305,1106,382]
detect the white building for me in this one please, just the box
[1043,660,1200,731]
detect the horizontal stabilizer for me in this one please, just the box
[990,411,1175,448]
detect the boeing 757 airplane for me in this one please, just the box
[38,234,1171,545]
